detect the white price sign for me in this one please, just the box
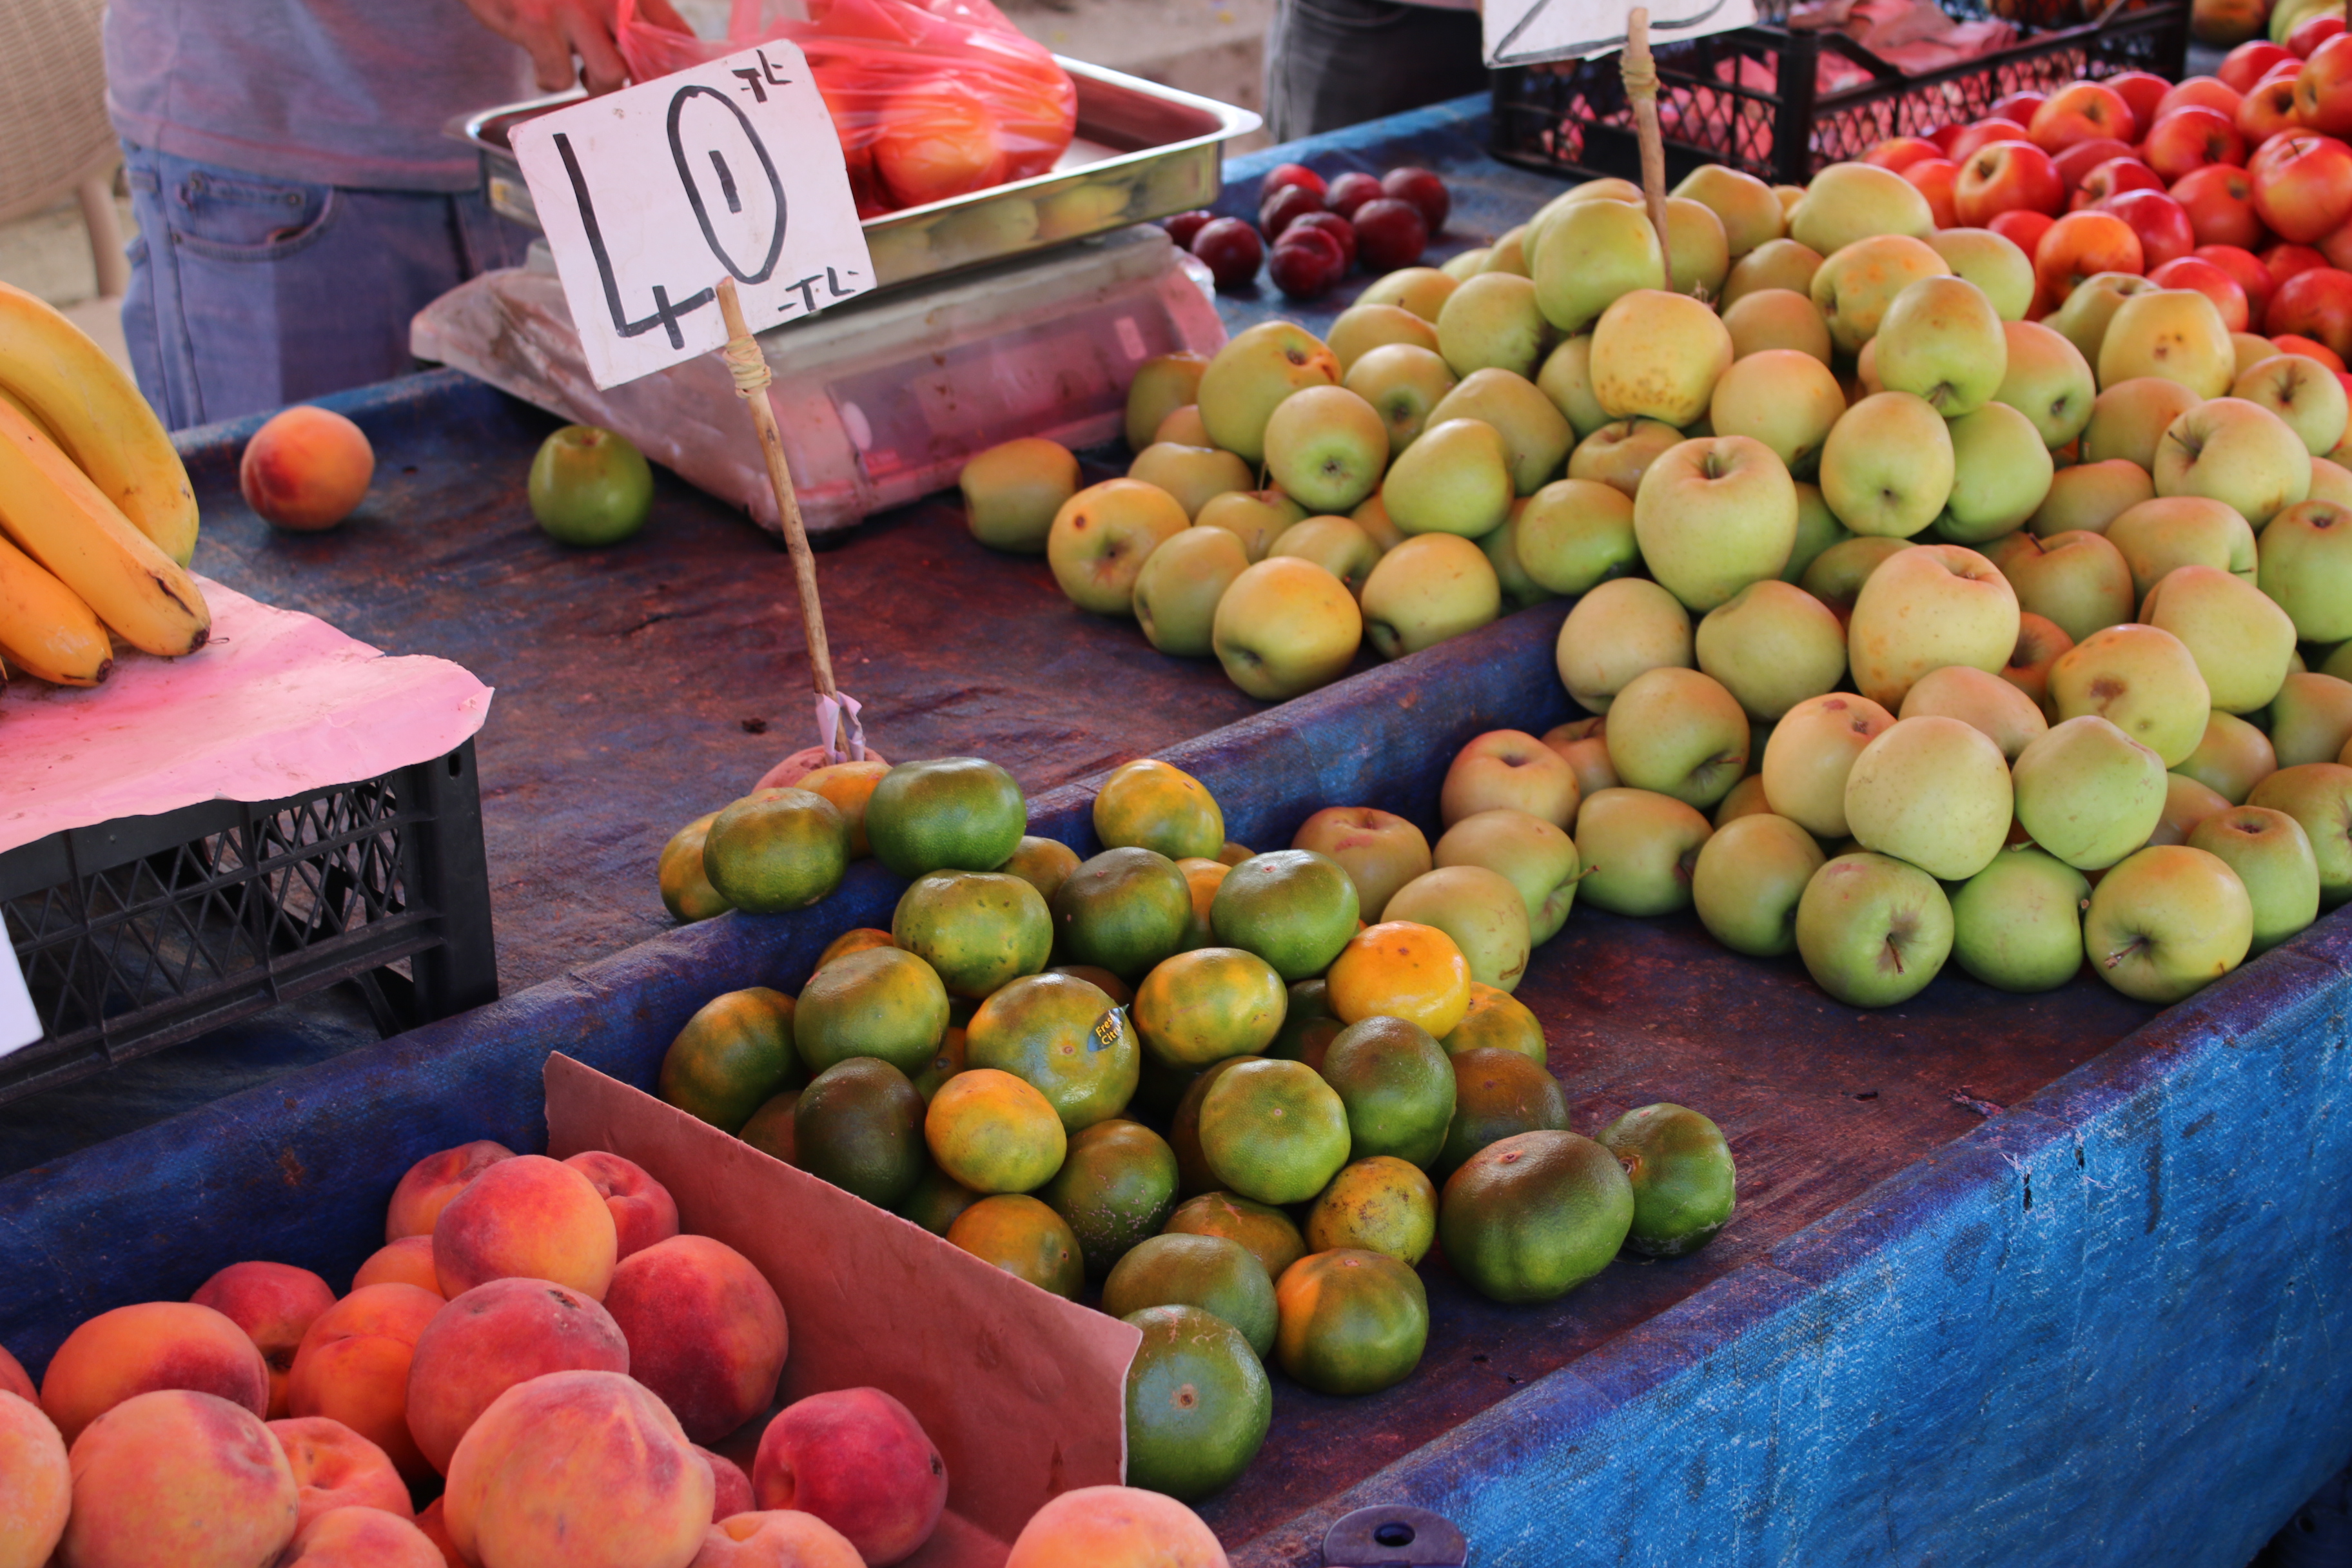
[1485,0,1756,65]
[0,938,38,1059]
[510,43,875,389]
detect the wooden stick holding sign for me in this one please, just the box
[1622,7,1675,294]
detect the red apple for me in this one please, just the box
[1929,122,1966,152]
[1991,207,2058,257]
[1868,136,1948,172]
[2174,165,2269,248]
[2240,77,2307,147]
[1957,139,2066,223]
[1950,117,2035,162]
[1994,90,2050,127]
[2251,132,2352,241]
[2157,77,2248,122]
[2037,208,2148,299]
[1904,157,1963,226]
[2075,157,2166,210]
[2319,217,2352,271]
[2220,42,2295,94]
[2297,35,2352,137]
[2266,239,2333,280]
[2197,241,2279,317]
[2266,263,2352,358]
[1262,162,1326,201]
[2106,72,2174,139]
[2149,255,2254,328]
[2031,82,2135,155]
[1325,172,1384,219]
[2103,188,2198,267]
[2291,11,2349,57]
[2271,330,2349,368]
[2144,107,2249,182]
[2055,137,2140,191]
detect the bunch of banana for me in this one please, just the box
[0,281,207,688]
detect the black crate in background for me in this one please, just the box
[1491,0,2190,189]
[0,742,498,1104]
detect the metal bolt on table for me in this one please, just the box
[1323,1505,1468,1567]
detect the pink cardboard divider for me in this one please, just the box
[543,1054,1141,1567]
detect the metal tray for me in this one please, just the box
[451,57,1260,294]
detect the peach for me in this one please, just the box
[0,1391,70,1568]
[691,1511,865,1568]
[278,1505,445,1568]
[602,1236,787,1444]
[1005,1486,1229,1568]
[564,1150,681,1260]
[405,1276,631,1474]
[239,405,376,532]
[752,1388,946,1567]
[61,1389,299,1568]
[269,1415,411,1531]
[0,1341,33,1402]
[387,1141,514,1243]
[446,1369,713,1568]
[354,1236,444,1296]
[698,1444,756,1521]
[433,1154,617,1301]
[191,1261,338,1419]
[414,1498,464,1568]
[41,1300,268,1446]
[286,1283,442,1480]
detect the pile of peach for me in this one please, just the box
[0,1142,1228,1568]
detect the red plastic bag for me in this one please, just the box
[615,0,1077,216]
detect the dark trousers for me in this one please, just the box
[1264,0,1490,142]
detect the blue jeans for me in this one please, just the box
[120,144,532,430]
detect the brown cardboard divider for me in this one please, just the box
[543,1054,1141,1567]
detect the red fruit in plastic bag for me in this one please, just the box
[1353,197,1429,271]
[1191,217,1264,288]
[874,77,1009,207]
[1382,167,1451,233]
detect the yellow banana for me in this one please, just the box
[0,529,112,685]
[0,280,199,566]
[0,392,208,658]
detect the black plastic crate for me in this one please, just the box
[0,742,498,1104]
[1491,0,2190,189]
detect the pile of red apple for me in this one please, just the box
[1162,163,1449,299]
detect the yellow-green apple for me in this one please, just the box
[1809,235,1950,355]
[1444,248,1492,279]
[1197,322,1341,463]
[1926,228,2038,321]
[2049,622,2214,764]
[2046,272,2156,369]
[961,436,1078,553]
[1949,846,2092,992]
[2105,495,2259,598]
[2084,377,2204,468]
[1436,271,1552,379]
[1544,716,1621,799]
[1210,555,1363,698]
[2012,714,2170,867]
[1126,351,1210,450]
[1434,808,1583,941]
[2095,289,2237,397]
[2312,456,2352,505]
[1695,580,1847,719]
[1790,162,1937,256]
[2141,563,2298,711]
[1383,866,1531,990]
[1794,851,1956,1006]
[1555,576,1693,711]
[1343,344,1458,453]
[1801,536,1910,622]
[2333,645,2352,680]
[2267,671,2352,764]
[2187,805,2323,949]
[1048,478,1190,614]
[2153,395,2314,527]
[1326,304,1442,374]
[1781,483,1852,584]
[2151,771,2234,845]
[1478,505,1552,610]
[1997,527,2137,642]
[1357,266,1459,322]
[1485,224,1533,275]
[1128,443,1254,520]
[1692,812,1826,956]
[1819,392,1957,537]
[2247,760,2352,902]
[1428,369,1573,495]
[2003,612,2075,714]
[1133,525,1251,656]
[1269,516,1379,596]
[1442,729,1583,828]
[1721,289,1835,365]
[1874,275,2009,414]
[1603,667,1752,809]
[1707,351,1845,478]
[1155,406,1210,446]
[1898,664,2050,759]
[1195,489,1306,562]
[1573,787,1714,915]
[1535,336,1609,438]
[1530,196,1665,337]
[1294,806,1432,919]
[2233,335,2276,378]
[2028,458,2154,536]
[1761,692,1896,836]
[1722,237,1828,307]
[2082,844,2254,999]
[1569,417,1687,499]
[2230,353,2351,453]
[1843,715,2014,879]
[1632,435,1800,611]
[1673,165,1786,259]
[1360,533,1500,658]
[2257,499,2352,640]
[1380,417,1513,536]
[1516,477,1637,594]
[2176,710,2278,801]
[1262,387,1389,515]
[1714,774,1773,827]
[1935,402,2056,543]
[1589,290,1735,426]
[1663,197,1732,298]
[1848,543,2021,709]
[1993,320,2098,449]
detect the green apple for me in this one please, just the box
[1210,556,1362,699]
[1819,391,1955,538]
[1788,162,1936,257]
[1604,667,1752,810]
[958,435,1076,554]
[1344,344,1459,454]
[1132,525,1250,656]
[1125,351,1209,451]
[1443,729,1583,828]
[1544,716,1620,800]
[1842,715,2012,880]
[1573,787,1714,915]
[1434,808,1583,943]
[1263,386,1390,514]
[2152,771,2233,846]
[1568,418,1685,499]
[1810,235,1948,355]
[1437,271,1552,380]
[1799,536,1909,623]
[1660,197,1730,299]
[1721,289,1834,366]
[2176,711,2278,803]
[2082,845,2254,1001]
[1794,850,1955,1007]
[2330,642,2352,680]
[2231,353,2349,455]
[2141,564,2298,714]
[1949,847,2090,992]
[2097,289,2235,399]
[1691,812,1825,957]
[1269,516,1379,597]
[2105,495,2258,599]
[1429,369,1574,495]
[2151,395,2313,530]
[1993,320,2097,450]
[1357,266,1458,322]
[1589,290,1735,427]
[1195,489,1306,562]
[2011,714,2168,868]
[1155,406,1210,446]
[1926,228,2036,322]
[1672,164,1785,258]
[1897,664,2048,760]
[1535,336,1609,438]
[2186,805,2323,952]
[1997,527,2135,643]
[2234,332,2276,377]
[1516,477,1637,594]
[1780,483,1851,585]
[1695,579,1846,720]
[2028,458,2153,538]
[527,424,652,547]
[1478,504,1553,610]
[1847,543,2021,709]
[1706,351,1845,480]
[2003,612,2071,712]
[1384,866,1533,991]
[2256,500,2352,643]
[2082,376,2202,469]
[2049,623,2213,767]
[1327,304,1442,374]
[2046,272,2156,371]
[2310,456,2352,507]
[1360,533,1501,659]
[1442,248,1490,280]
[1048,478,1190,615]
[1722,238,1827,308]
[1128,442,1253,520]
[1934,402,2055,544]
[1530,196,1665,337]
[2267,672,2352,766]
[1197,322,1341,464]
[1714,773,1773,827]
[1632,435,1799,612]
[1293,805,1432,921]
[1760,694,1894,836]
[1874,275,2008,415]
[2246,761,2352,904]
[1380,418,1513,538]
[1554,576,1692,712]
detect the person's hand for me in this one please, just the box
[460,0,689,95]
